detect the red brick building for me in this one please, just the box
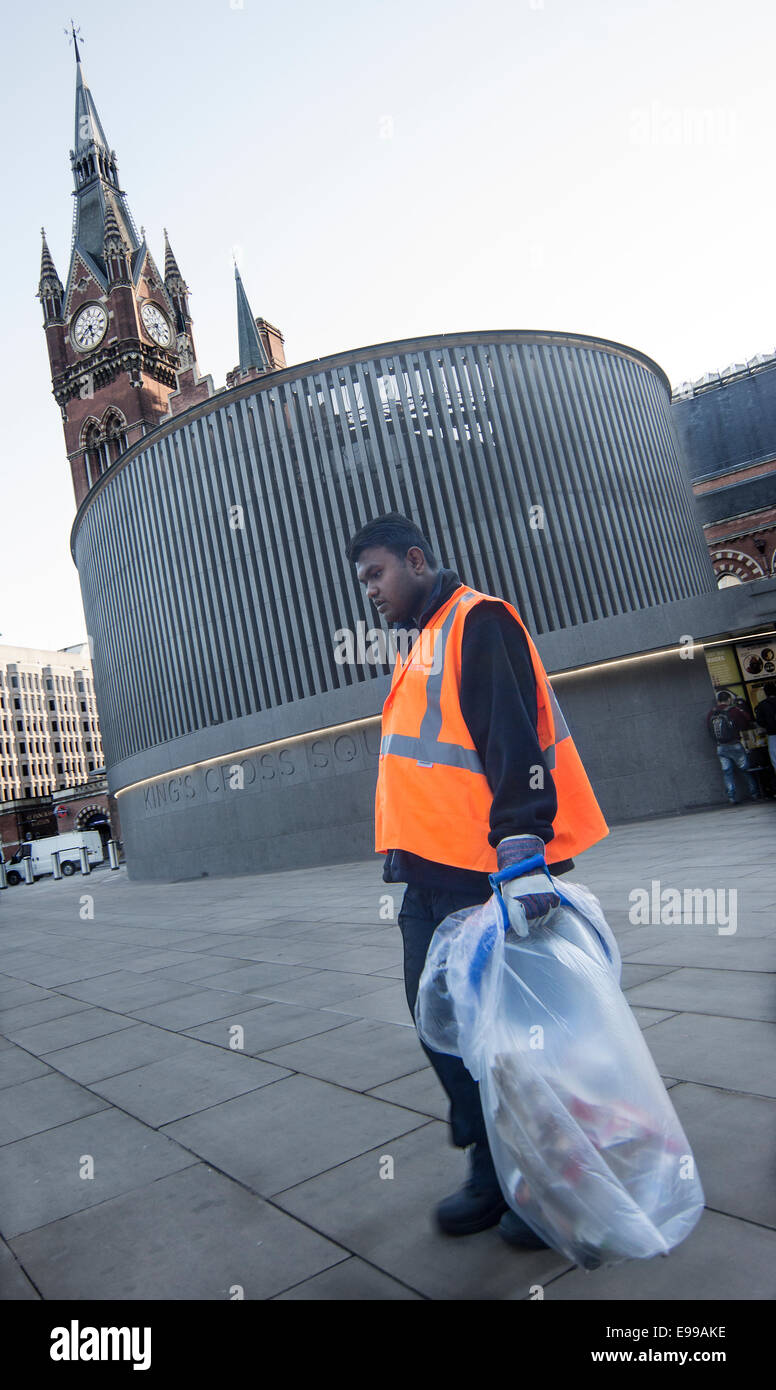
[672,358,776,586]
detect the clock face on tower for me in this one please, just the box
[141,302,172,347]
[72,303,108,350]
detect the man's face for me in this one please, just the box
[355,544,426,625]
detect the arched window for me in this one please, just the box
[81,411,128,488]
[82,421,104,488]
[102,410,128,464]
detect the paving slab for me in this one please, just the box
[272,1255,422,1300]
[542,1210,776,1300]
[258,1018,428,1091]
[0,983,64,1008]
[1,1007,137,1055]
[41,1023,209,1084]
[0,1107,198,1239]
[0,1237,39,1300]
[0,996,92,1030]
[622,936,776,971]
[0,1048,53,1089]
[629,1013,776,1097]
[628,1006,680,1029]
[184,1002,361,1052]
[162,1072,429,1195]
[668,1082,776,1229]
[368,1066,448,1120]
[54,971,205,1010]
[241,969,406,1010]
[0,1071,111,1145]
[111,951,198,973]
[191,963,324,993]
[274,1121,574,1300]
[8,1164,346,1300]
[171,940,318,969]
[323,982,416,1026]
[123,990,276,1030]
[1,961,134,989]
[620,963,682,988]
[302,945,404,974]
[87,1047,292,1127]
[624,967,776,1023]
[152,955,263,982]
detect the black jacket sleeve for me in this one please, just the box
[459,601,557,850]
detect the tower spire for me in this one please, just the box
[163,229,196,366]
[37,228,64,323]
[234,265,270,373]
[69,43,139,272]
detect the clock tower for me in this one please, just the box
[38,34,202,507]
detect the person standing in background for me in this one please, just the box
[706,690,761,804]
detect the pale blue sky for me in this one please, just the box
[2,0,774,649]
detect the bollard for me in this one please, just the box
[52,850,62,880]
[79,846,91,875]
[0,861,7,890]
[23,858,34,884]
[107,839,120,870]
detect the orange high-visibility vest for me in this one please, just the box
[375,584,608,871]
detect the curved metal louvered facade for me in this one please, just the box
[70,329,717,879]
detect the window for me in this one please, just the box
[49,700,55,710]
[104,408,127,458]
[54,742,61,752]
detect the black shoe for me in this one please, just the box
[435,1180,508,1235]
[498,1209,551,1250]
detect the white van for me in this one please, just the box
[5,831,105,884]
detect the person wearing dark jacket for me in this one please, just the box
[346,512,608,1250]
[706,690,760,803]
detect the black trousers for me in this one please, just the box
[398,883,494,1156]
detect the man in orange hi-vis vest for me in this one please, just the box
[346,512,608,1249]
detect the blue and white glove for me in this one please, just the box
[491,834,561,936]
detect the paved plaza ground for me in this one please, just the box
[1,803,774,1301]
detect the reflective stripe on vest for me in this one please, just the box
[379,588,568,775]
[379,591,484,771]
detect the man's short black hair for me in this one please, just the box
[716,690,733,703]
[345,512,438,567]
[763,681,776,698]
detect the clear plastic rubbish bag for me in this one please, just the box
[415,876,705,1270]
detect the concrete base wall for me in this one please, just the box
[116,578,776,881]
[118,633,773,884]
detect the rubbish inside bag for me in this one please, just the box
[415,875,705,1271]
